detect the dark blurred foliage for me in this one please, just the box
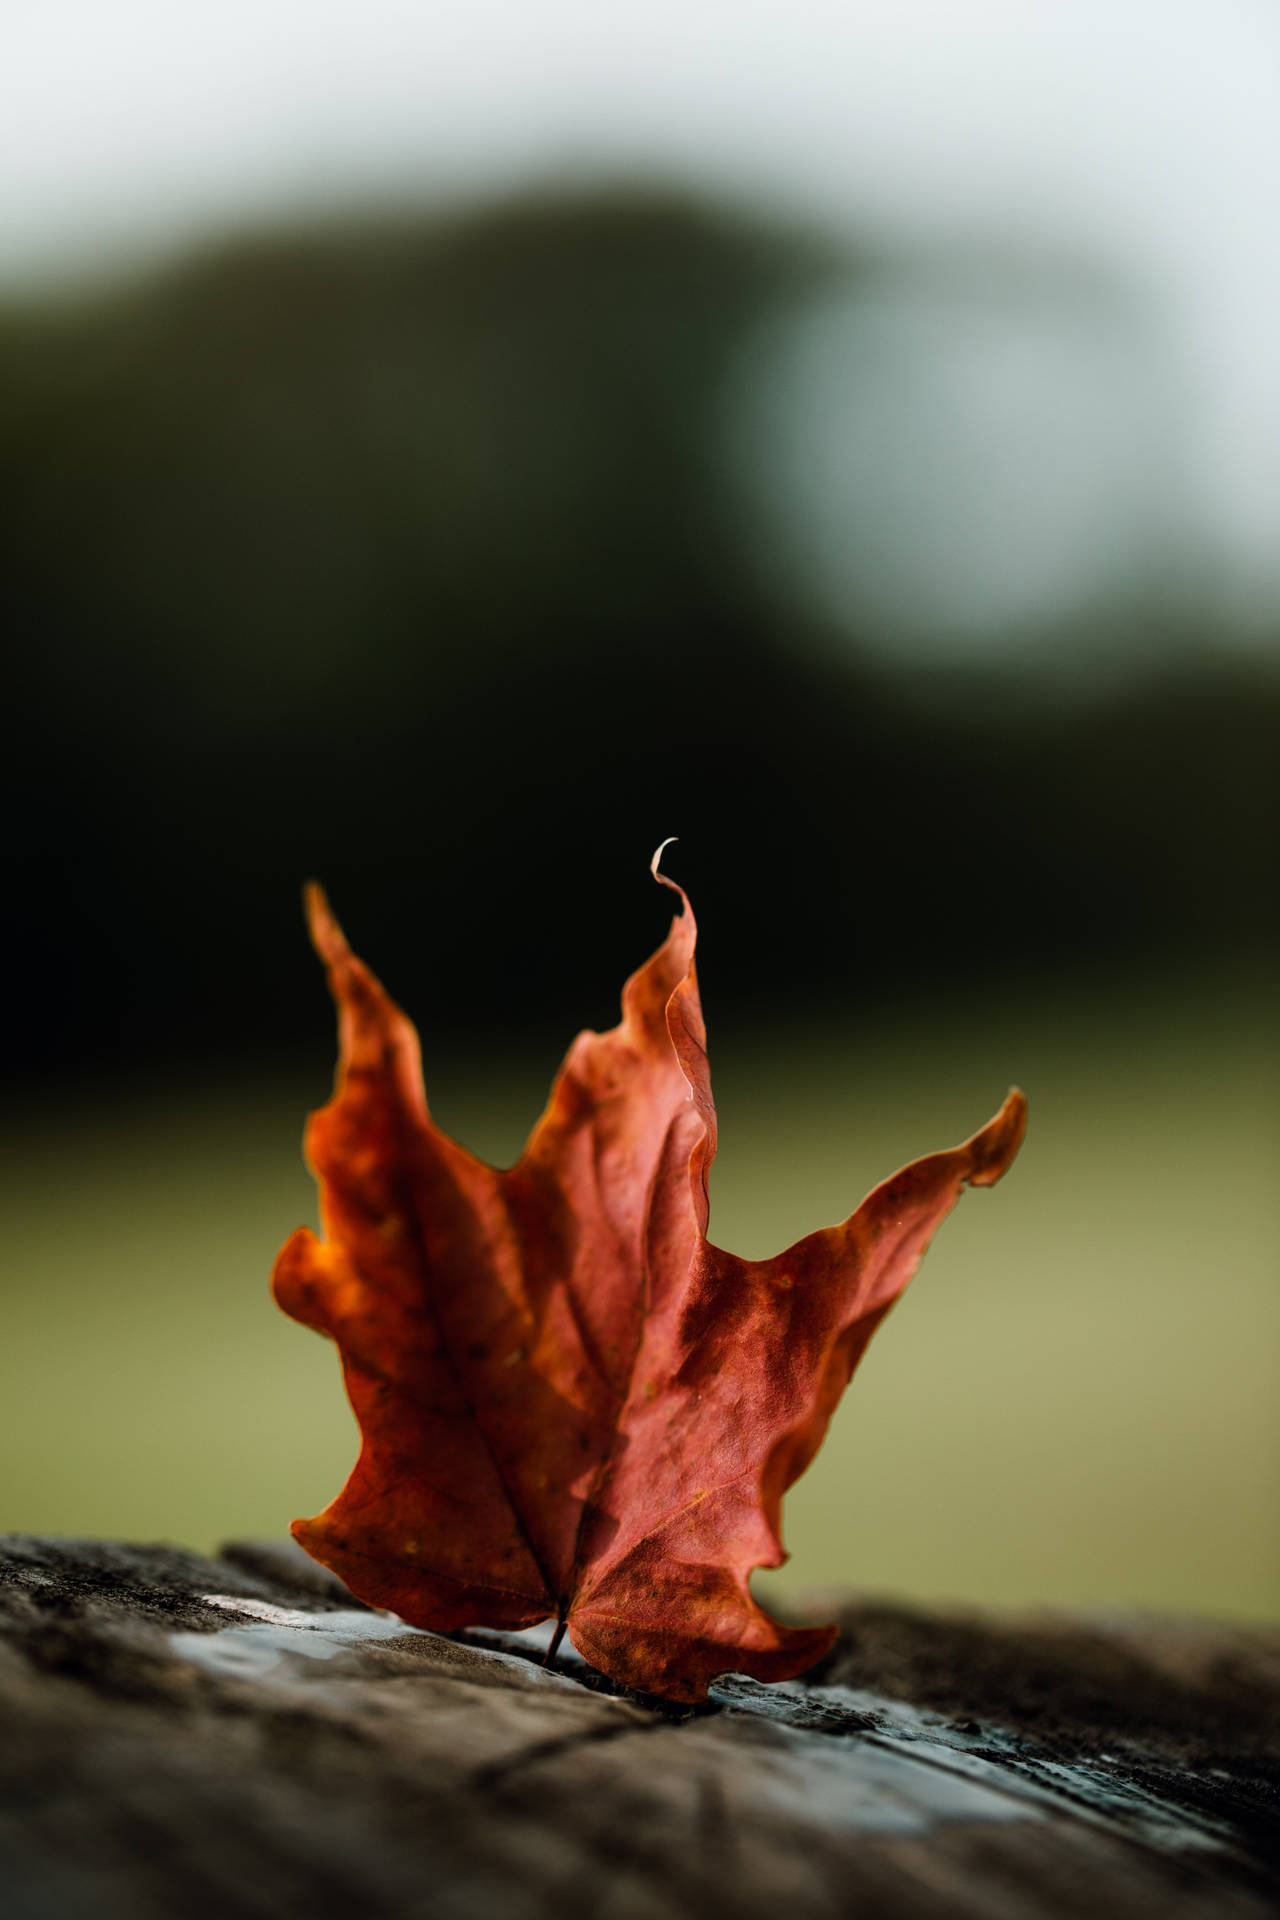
[2,187,1276,1087]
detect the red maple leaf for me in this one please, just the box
[273,852,1026,1701]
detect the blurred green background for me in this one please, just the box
[2,4,1276,1621]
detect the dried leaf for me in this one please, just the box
[273,855,1025,1700]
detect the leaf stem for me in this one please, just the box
[543,1617,568,1668]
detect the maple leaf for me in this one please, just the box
[273,852,1026,1702]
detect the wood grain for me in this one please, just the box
[1,1535,1276,1918]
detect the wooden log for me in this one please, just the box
[1,1533,1276,1919]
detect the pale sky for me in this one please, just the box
[4,0,1279,650]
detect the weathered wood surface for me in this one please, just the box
[1,1534,1276,1919]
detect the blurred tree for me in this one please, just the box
[1,188,1274,1084]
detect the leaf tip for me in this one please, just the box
[303,881,351,967]
[650,836,679,882]
[966,1085,1028,1187]
[650,837,693,919]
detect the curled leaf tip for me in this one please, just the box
[650,837,689,910]
[650,836,679,881]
